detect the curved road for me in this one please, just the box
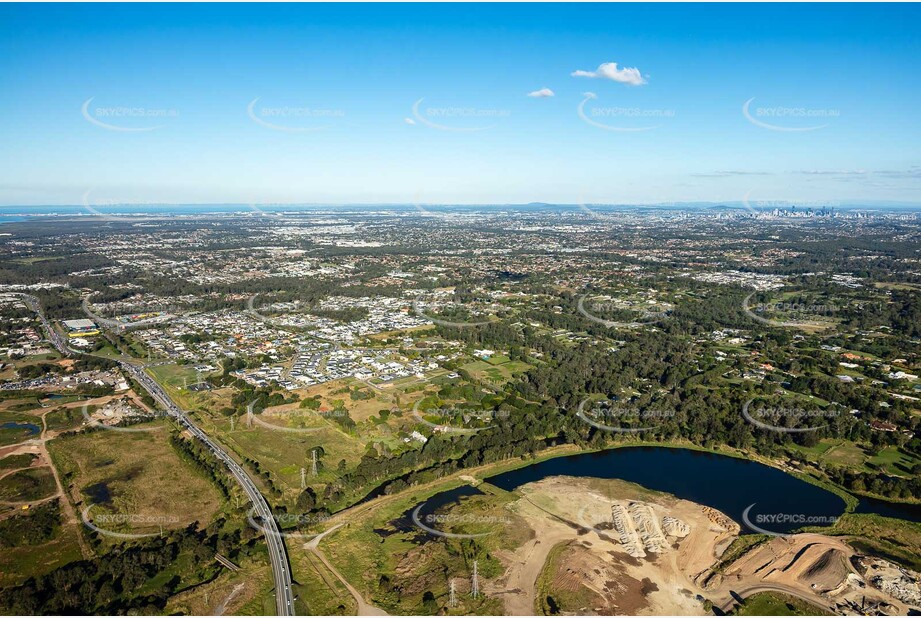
[18,293,295,616]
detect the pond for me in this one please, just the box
[1,421,41,436]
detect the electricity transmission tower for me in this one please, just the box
[471,560,479,599]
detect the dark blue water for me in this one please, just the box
[84,482,112,504]
[855,495,921,521]
[381,485,484,538]
[1,421,41,435]
[485,447,850,535]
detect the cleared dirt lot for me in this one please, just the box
[487,476,738,615]
[485,475,919,616]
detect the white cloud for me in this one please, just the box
[571,62,646,86]
[527,88,555,98]
[404,117,416,125]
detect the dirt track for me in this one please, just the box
[482,477,918,616]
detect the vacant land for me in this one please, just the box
[164,554,274,616]
[732,591,830,616]
[508,476,732,616]
[0,411,41,447]
[48,422,223,536]
[826,513,921,571]
[0,500,83,588]
[0,467,57,502]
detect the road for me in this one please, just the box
[19,293,296,616]
[124,365,296,616]
[14,293,74,356]
[717,583,838,615]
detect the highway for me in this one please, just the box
[14,293,74,357]
[19,293,296,616]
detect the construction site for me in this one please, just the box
[701,534,921,615]
[609,501,688,559]
[484,476,920,616]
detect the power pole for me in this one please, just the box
[471,560,479,600]
[311,450,318,476]
[449,579,457,608]
[230,416,235,432]
[300,467,306,489]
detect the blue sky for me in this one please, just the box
[0,3,919,206]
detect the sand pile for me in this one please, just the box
[628,502,669,554]
[662,516,690,538]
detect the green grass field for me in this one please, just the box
[460,357,532,384]
[0,467,57,502]
[47,420,223,536]
[0,453,38,472]
[322,476,527,616]
[0,411,42,447]
[145,363,219,411]
[199,408,368,506]
[732,591,830,616]
[288,549,358,615]
[789,440,920,477]
[0,520,83,588]
[44,406,87,432]
[867,446,920,476]
[828,513,921,571]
